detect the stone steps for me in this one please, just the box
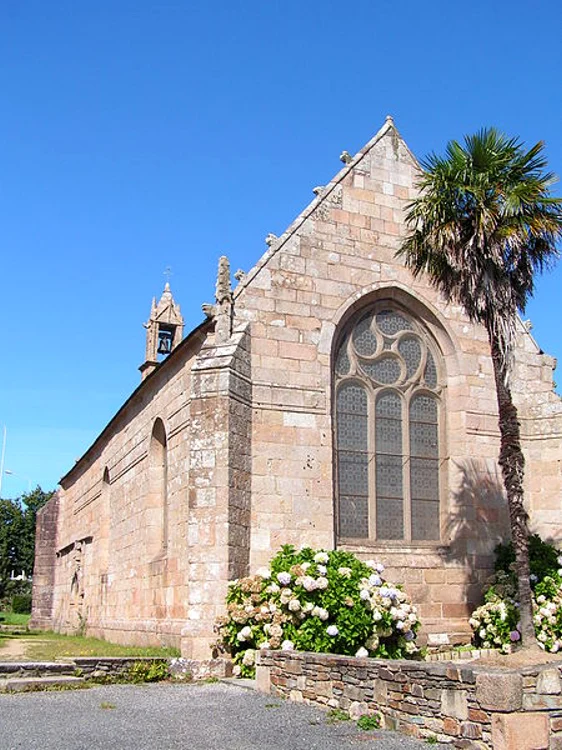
[0,675,85,693]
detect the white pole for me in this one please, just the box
[0,426,6,498]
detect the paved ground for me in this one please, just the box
[0,681,448,749]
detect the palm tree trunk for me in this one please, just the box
[488,332,535,646]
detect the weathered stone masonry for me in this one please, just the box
[257,649,562,749]
[31,118,562,658]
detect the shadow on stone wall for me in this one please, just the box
[439,459,510,606]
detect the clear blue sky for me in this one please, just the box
[1,1,561,498]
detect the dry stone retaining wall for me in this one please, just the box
[257,650,562,749]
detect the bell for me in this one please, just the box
[157,331,173,355]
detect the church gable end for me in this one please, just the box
[32,119,562,659]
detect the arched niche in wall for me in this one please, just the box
[99,466,111,573]
[147,417,168,558]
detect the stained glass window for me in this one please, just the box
[335,304,442,542]
[336,383,369,537]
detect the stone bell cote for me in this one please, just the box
[139,283,184,380]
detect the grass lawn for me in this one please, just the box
[0,612,31,626]
[0,626,180,660]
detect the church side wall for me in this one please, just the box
[512,330,562,538]
[49,348,197,647]
[233,128,562,643]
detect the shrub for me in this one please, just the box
[215,545,421,677]
[469,536,562,652]
[127,660,169,683]
[11,594,32,614]
[494,534,560,585]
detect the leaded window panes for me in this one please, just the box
[352,313,378,357]
[335,305,442,543]
[360,356,402,385]
[336,383,369,538]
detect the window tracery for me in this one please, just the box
[335,305,442,542]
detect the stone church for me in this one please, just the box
[31,118,562,660]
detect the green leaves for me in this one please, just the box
[0,488,54,600]
[400,127,562,374]
[216,546,421,677]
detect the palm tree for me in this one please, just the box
[399,128,562,645]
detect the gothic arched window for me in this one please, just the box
[334,305,442,542]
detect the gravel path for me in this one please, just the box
[0,681,448,749]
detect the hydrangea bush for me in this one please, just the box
[214,545,420,677]
[469,536,562,653]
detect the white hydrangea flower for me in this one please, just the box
[360,589,371,601]
[237,625,252,642]
[538,632,548,643]
[315,577,329,590]
[302,576,317,592]
[338,567,352,578]
[317,564,327,576]
[233,664,242,676]
[260,641,271,650]
[288,598,301,612]
[277,571,292,586]
[267,583,280,594]
[257,567,271,579]
[242,649,255,666]
[281,640,294,651]
[312,606,329,621]
[314,551,329,564]
[326,625,339,636]
[369,574,382,587]
[301,562,311,571]
[355,647,369,658]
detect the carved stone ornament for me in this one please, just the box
[202,303,217,319]
[214,255,233,344]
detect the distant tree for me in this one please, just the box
[0,486,54,599]
[19,487,54,577]
[0,500,23,597]
[399,128,562,646]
